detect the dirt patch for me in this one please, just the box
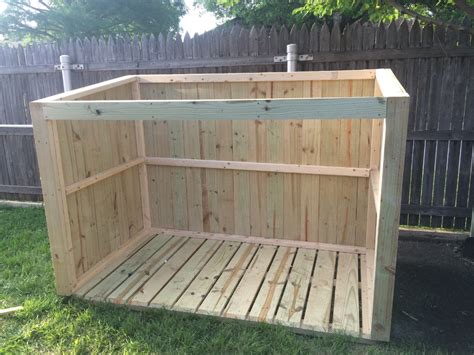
[391,239,474,352]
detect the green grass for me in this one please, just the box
[0,206,436,354]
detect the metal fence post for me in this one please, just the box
[59,55,72,92]
[287,44,297,72]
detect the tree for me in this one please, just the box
[197,0,313,27]
[0,0,186,42]
[297,0,474,34]
[200,0,474,34]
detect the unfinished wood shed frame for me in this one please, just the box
[31,69,409,342]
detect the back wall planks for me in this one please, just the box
[143,79,375,246]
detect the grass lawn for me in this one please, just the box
[0,206,438,354]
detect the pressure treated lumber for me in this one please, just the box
[41,97,386,121]
[146,157,370,177]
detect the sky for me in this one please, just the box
[0,0,219,35]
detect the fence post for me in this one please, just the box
[59,55,73,92]
[287,44,297,72]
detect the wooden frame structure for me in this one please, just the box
[31,69,409,342]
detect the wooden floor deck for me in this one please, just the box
[74,230,369,338]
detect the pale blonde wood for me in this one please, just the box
[248,246,296,322]
[231,82,252,236]
[73,229,156,296]
[64,157,144,195]
[150,240,222,308]
[198,243,258,315]
[129,238,204,307]
[302,250,336,332]
[0,306,24,316]
[36,75,137,102]
[84,234,172,301]
[332,253,360,336]
[360,254,371,336]
[274,248,316,327]
[41,97,387,121]
[137,70,376,83]
[375,69,409,98]
[174,241,240,312]
[132,80,151,230]
[370,96,409,341]
[151,228,366,254]
[223,245,277,319]
[31,103,76,295]
[107,235,188,303]
[145,157,370,177]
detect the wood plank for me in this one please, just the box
[274,248,316,327]
[137,71,376,83]
[0,124,33,136]
[31,103,76,294]
[198,243,258,315]
[174,241,240,312]
[73,229,156,296]
[152,228,366,254]
[150,240,222,308]
[107,235,189,304]
[145,157,370,177]
[302,250,336,332]
[64,157,144,195]
[223,245,277,319]
[360,254,371,336]
[371,97,409,341]
[128,238,205,307]
[332,253,360,335]
[41,98,387,121]
[84,234,172,301]
[248,246,296,322]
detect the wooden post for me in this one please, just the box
[132,79,151,231]
[30,102,76,295]
[370,96,409,341]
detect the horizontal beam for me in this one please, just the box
[146,157,370,177]
[65,157,144,195]
[137,70,376,83]
[0,124,33,136]
[0,184,42,194]
[401,204,471,218]
[151,228,367,255]
[2,47,473,74]
[41,97,386,121]
[35,75,137,102]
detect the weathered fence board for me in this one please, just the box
[0,20,472,231]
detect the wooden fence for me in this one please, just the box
[0,20,472,231]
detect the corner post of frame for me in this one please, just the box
[370,95,409,341]
[131,78,151,231]
[30,102,76,295]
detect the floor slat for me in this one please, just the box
[173,241,241,313]
[274,248,316,327]
[84,234,171,301]
[106,235,189,304]
[332,252,360,335]
[223,245,277,319]
[129,238,205,307]
[197,243,258,316]
[301,250,336,331]
[150,240,222,308]
[248,246,296,322]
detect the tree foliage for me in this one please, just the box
[200,0,474,34]
[0,0,186,42]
